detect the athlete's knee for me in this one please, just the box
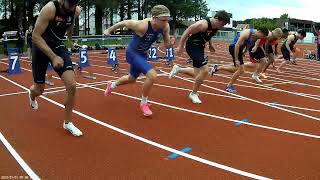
[66,81,77,94]
[128,75,137,83]
[238,65,245,73]
[146,69,157,81]
[201,68,209,76]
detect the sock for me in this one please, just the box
[141,96,148,105]
[111,82,117,89]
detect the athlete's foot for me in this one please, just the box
[252,73,262,83]
[188,92,202,104]
[140,104,153,116]
[104,82,113,96]
[28,90,38,110]
[260,73,268,79]
[226,86,237,93]
[169,64,181,79]
[63,121,83,137]
[210,64,218,76]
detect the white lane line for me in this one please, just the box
[161,70,320,123]
[213,73,320,101]
[267,103,320,113]
[78,82,320,139]
[5,64,320,138]
[0,132,40,180]
[0,75,273,180]
[82,71,247,101]
[0,91,28,97]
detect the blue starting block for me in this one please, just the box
[148,47,158,61]
[107,47,119,73]
[7,48,21,74]
[166,47,174,66]
[78,47,96,80]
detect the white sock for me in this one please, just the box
[111,82,117,89]
[141,96,148,105]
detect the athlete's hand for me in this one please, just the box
[175,46,183,56]
[290,52,295,57]
[209,45,215,54]
[52,56,64,70]
[75,6,82,17]
[103,29,111,37]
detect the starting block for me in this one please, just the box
[7,48,21,74]
[166,47,174,67]
[148,47,158,61]
[79,47,96,80]
[107,47,119,73]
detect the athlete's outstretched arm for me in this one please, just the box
[251,39,260,52]
[66,6,81,48]
[103,20,141,36]
[234,30,250,63]
[162,23,172,48]
[285,35,294,55]
[312,24,319,36]
[24,30,28,45]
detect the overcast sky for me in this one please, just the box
[206,0,320,22]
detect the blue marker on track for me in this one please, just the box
[235,118,248,126]
[165,147,192,160]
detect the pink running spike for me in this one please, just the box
[140,104,152,116]
[104,82,113,96]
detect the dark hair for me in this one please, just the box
[257,27,269,36]
[67,0,80,5]
[214,10,230,24]
[297,29,306,37]
[282,28,288,34]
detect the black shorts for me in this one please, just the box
[264,44,273,54]
[185,41,207,68]
[229,45,244,67]
[32,44,73,84]
[248,45,265,62]
[27,40,32,48]
[281,44,293,61]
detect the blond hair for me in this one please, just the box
[151,5,170,17]
[272,28,283,39]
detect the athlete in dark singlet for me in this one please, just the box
[277,29,306,73]
[28,0,83,136]
[168,10,230,104]
[312,24,320,60]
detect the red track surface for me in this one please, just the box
[0,42,319,179]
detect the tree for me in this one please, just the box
[276,13,289,29]
[250,17,277,30]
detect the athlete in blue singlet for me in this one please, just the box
[210,27,269,93]
[103,5,172,116]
